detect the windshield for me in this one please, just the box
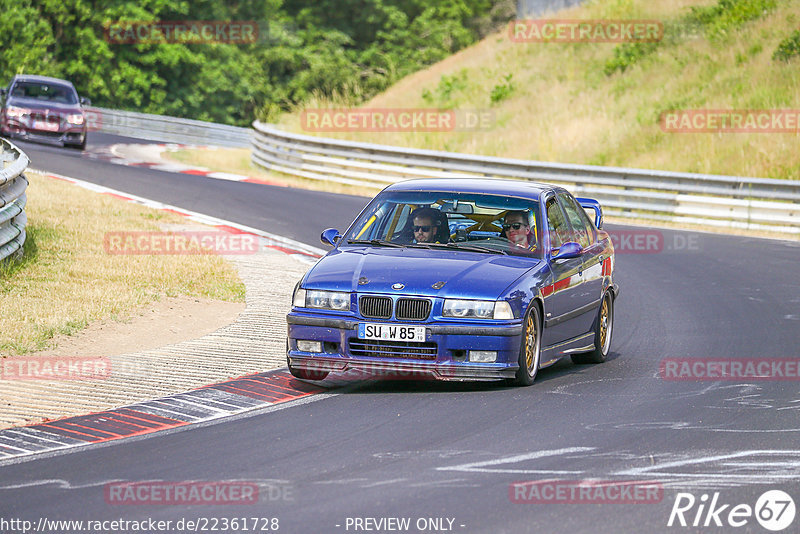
[10,82,79,105]
[342,190,542,258]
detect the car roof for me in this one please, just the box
[384,178,559,200]
[10,75,76,89]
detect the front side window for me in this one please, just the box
[558,193,592,248]
[546,196,571,251]
[342,191,542,258]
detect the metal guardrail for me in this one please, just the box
[87,107,251,148]
[517,0,585,17]
[251,121,800,234]
[0,138,29,260]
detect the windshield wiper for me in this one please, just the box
[407,242,507,255]
[346,239,405,248]
[445,243,507,255]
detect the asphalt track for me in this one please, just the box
[2,134,800,533]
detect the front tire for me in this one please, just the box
[572,292,613,364]
[510,304,541,386]
[65,137,86,150]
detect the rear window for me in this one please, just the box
[11,82,78,105]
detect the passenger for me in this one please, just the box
[502,210,534,248]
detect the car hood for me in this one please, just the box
[304,246,543,300]
[5,96,82,114]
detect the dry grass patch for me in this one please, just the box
[0,171,244,356]
[279,0,800,180]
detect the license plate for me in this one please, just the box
[358,323,426,342]
[33,120,59,132]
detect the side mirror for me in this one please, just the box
[80,97,91,106]
[552,241,582,261]
[320,228,341,247]
[0,88,6,98]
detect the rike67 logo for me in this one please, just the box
[668,490,795,531]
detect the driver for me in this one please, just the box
[411,207,439,243]
[408,207,448,243]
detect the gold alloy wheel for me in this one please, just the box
[525,311,537,371]
[599,297,609,351]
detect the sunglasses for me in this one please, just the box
[413,225,433,232]
[502,222,527,231]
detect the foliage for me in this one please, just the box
[489,73,514,104]
[0,0,508,126]
[603,42,660,76]
[687,0,777,40]
[773,30,800,62]
[422,70,469,107]
[603,0,777,76]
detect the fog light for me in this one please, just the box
[297,340,322,353]
[469,350,497,363]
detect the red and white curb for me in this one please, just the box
[0,370,329,463]
[86,143,287,187]
[34,168,326,264]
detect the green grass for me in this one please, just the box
[0,171,245,356]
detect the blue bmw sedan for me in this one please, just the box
[287,178,618,386]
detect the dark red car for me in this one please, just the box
[1,75,90,149]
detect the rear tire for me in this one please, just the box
[510,304,541,386]
[571,292,613,365]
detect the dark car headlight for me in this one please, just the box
[443,299,513,320]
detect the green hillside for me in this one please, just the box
[279,0,800,180]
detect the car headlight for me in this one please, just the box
[5,106,28,118]
[66,113,85,125]
[443,299,514,319]
[297,289,350,311]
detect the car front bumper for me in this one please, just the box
[2,119,86,145]
[287,312,523,381]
